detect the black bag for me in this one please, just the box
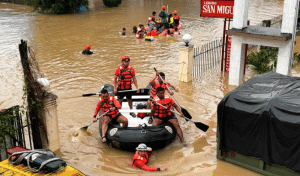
[159,11,167,19]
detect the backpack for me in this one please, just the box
[159,11,167,19]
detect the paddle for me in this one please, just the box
[154,67,192,121]
[152,101,209,132]
[82,89,139,97]
[81,111,109,131]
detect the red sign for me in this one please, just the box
[225,35,232,72]
[200,0,234,18]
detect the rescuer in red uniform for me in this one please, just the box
[147,71,178,124]
[132,143,167,172]
[93,89,128,143]
[114,55,139,117]
[151,87,186,145]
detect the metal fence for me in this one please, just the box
[193,38,223,79]
[0,106,33,161]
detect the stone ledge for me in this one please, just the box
[226,26,292,41]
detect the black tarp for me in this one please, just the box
[218,71,300,173]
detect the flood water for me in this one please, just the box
[0,0,298,175]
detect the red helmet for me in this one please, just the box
[85,45,91,50]
[174,10,177,14]
[147,32,151,35]
[162,6,166,10]
[121,55,130,61]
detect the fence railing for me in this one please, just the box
[0,105,33,161]
[193,38,223,79]
[192,15,283,80]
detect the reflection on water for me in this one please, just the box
[0,0,292,175]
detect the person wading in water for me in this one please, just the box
[114,55,140,117]
[93,89,128,143]
[132,143,167,172]
[82,45,93,55]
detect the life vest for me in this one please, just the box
[150,78,169,97]
[151,29,157,37]
[169,17,174,24]
[132,151,149,167]
[99,96,119,118]
[173,15,180,25]
[153,95,173,118]
[117,65,133,89]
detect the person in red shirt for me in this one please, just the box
[173,10,180,28]
[151,87,186,145]
[93,89,128,143]
[146,71,178,123]
[114,55,139,117]
[132,143,167,172]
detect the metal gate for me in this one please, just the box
[0,105,33,161]
[193,38,223,79]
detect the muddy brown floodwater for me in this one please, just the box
[1,0,298,175]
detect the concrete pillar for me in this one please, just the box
[277,0,299,76]
[228,36,246,86]
[43,93,60,152]
[276,40,293,76]
[232,0,250,29]
[179,44,194,82]
[281,0,299,34]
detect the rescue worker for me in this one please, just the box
[151,87,186,145]
[173,10,180,28]
[114,55,140,117]
[168,13,174,28]
[159,6,168,26]
[147,71,178,123]
[93,89,128,143]
[82,45,93,55]
[132,143,167,172]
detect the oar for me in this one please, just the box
[82,89,139,97]
[153,101,209,132]
[154,67,192,121]
[81,111,109,130]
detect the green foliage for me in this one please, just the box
[0,107,19,149]
[247,46,278,74]
[103,0,122,7]
[25,0,89,14]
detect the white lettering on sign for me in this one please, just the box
[202,5,216,14]
[205,1,217,5]
[217,5,233,14]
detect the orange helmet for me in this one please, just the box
[174,10,177,14]
[162,6,166,10]
[85,45,91,50]
[121,55,130,61]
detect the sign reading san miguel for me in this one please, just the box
[200,0,234,18]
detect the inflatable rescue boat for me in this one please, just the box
[97,84,176,151]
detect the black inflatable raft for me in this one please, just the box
[97,84,176,151]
